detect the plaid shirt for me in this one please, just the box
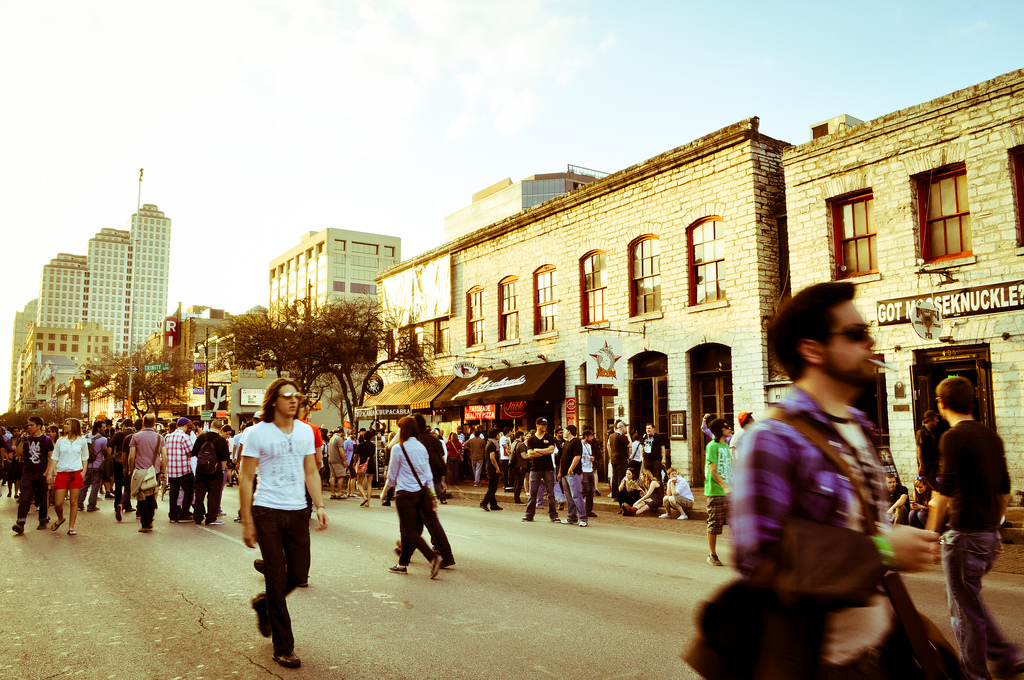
[163,430,193,478]
[732,386,891,579]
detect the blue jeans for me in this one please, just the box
[472,460,483,484]
[526,470,558,520]
[560,474,585,522]
[941,529,1023,679]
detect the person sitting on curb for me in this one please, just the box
[661,467,694,519]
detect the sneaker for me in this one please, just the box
[233,516,243,523]
[587,512,597,517]
[37,521,48,530]
[707,554,724,567]
[490,505,503,511]
[579,521,588,527]
[272,652,301,669]
[348,493,359,498]
[677,514,688,520]
[218,510,226,516]
[115,504,123,522]
[252,595,271,637]
[550,517,561,523]
[430,556,442,579]
[479,501,490,512]
[659,513,669,519]
[440,558,456,569]
[12,523,24,535]
[561,519,578,525]
[521,517,534,522]
[389,565,408,574]
[86,507,99,512]
[138,526,152,533]
[206,519,225,526]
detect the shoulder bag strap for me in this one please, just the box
[399,443,429,492]
[765,408,877,536]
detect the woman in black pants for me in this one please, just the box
[381,417,444,577]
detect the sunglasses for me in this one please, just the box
[827,324,872,343]
[278,390,304,400]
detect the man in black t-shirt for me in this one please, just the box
[928,377,1022,679]
[641,423,670,480]
[522,418,559,523]
[915,409,941,488]
[884,474,909,525]
[12,416,53,533]
[191,418,230,525]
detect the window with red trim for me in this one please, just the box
[534,265,557,334]
[630,237,660,315]
[467,287,484,347]
[919,165,971,261]
[580,251,607,325]
[832,192,876,278]
[688,219,725,305]
[498,276,518,341]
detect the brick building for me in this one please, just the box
[783,68,1024,493]
[375,118,789,484]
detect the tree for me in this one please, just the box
[90,347,192,418]
[228,295,436,424]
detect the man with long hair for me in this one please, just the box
[240,378,328,670]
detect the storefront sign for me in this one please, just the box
[163,316,179,349]
[910,300,943,340]
[586,337,623,384]
[452,361,479,379]
[454,375,527,398]
[240,388,263,407]
[355,405,412,419]
[565,397,577,427]
[365,374,384,396]
[877,279,1024,326]
[501,401,527,419]
[465,404,496,420]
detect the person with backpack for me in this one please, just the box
[191,418,229,525]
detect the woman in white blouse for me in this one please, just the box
[46,419,89,535]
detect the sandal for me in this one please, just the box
[360,499,369,507]
[51,518,66,532]
[67,529,77,536]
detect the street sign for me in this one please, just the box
[201,410,213,420]
[144,363,170,372]
[126,366,139,372]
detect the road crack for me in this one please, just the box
[179,592,209,630]
[247,655,284,678]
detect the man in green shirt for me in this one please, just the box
[704,418,733,566]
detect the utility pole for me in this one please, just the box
[126,168,142,419]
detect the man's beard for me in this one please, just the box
[822,354,877,391]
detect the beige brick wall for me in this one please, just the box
[784,68,1024,497]
[391,118,788,480]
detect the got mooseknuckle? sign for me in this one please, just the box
[877,279,1024,326]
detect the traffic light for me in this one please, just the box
[256,362,265,379]
[84,370,92,388]
[231,367,240,382]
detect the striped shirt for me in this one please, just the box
[163,430,193,478]
[732,386,891,579]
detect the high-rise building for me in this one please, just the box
[443,167,605,241]
[268,228,401,307]
[34,204,171,355]
[9,298,37,409]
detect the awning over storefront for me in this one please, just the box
[435,361,565,407]
[355,375,454,419]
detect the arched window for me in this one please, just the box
[630,237,660,316]
[467,286,485,347]
[534,265,557,334]
[580,251,607,325]
[688,218,725,305]
[498,276,519,341]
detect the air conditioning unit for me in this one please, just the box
[810,114,864,140]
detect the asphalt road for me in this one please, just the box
[3,491,1024,680]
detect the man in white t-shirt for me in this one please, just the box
[241,379,328,670]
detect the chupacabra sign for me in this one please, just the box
[586,337,623,384]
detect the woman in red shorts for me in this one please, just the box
[46,419,89,535]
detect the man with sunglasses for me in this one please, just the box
[716,282,935,676]
[241,378,328,670]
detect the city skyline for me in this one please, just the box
[3,1,1024,410]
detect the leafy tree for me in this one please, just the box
[228,295,435,424]
[90,347,192,418]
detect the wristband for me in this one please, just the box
[871,534,897,569]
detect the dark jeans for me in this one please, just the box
[447,458,461,486]
[167,473,194,520]
[511,466,527,502]
[610,463,627,499]
[138,494,156,528]
[252,506,310,655]
[644,458,663,480]
[617,488,641,507]
[941,529,1023,680]
[395,490,437,566]
[482,470,501,508]
[526,470,558,520]
[500,460,510,489]
[78,468,92,510]
[113,463,129,509]
[581,471,596,513]
[85,468,105,509]
[17,476,48,525]
[193,472,223,524]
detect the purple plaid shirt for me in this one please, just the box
[733,386,891,578]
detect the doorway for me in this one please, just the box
[628,352,668,440]
[912,344,995,431]
[690,344,733,486]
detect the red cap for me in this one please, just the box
[737,412,753,427]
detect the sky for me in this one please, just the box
[3,0,1023,411]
